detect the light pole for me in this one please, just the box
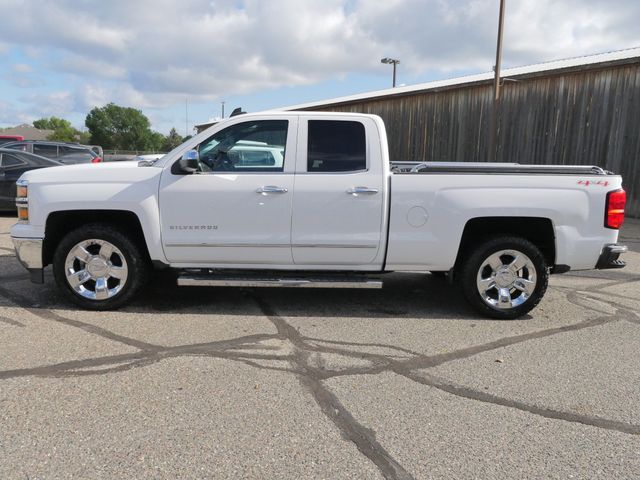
[381,57,400,87]
[221,101,226,119]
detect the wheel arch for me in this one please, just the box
[43,210,150,267]
[454,217,556,273]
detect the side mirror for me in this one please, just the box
[177,150,199,174]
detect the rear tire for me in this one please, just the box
[53,223,149,310]
[459,236,548,319]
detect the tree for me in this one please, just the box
[77,131,92,145]
[85,103,156,150]
[33,116,79,142]
[163,128,184,151]
[148,131,166,152]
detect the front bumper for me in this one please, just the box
[11,237,44,283]
[595,243,628,270]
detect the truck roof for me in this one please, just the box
[221,110,379,119]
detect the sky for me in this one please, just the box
[0,0,639,135]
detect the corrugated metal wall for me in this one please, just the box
[301,62,640,217]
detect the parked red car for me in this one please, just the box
[0,135,25,146]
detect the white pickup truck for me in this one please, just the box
[11,112,628,319]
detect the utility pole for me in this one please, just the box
[221,101,226,119]
[488,0,506,161]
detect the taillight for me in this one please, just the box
[605,189,626,229]
[91,157,102,163]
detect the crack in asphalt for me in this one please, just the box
[0,264,639,478]
[401,371,640,435]
[0,315,25,327]
[251,294,415,480]
[0,284,159,352]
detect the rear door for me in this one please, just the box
[291,117,386,267]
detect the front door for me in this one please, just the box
[159,117,297,266]
[291,118,386,267]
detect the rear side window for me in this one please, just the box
[60,146,77,155]
[4,143,26,151]
[59,145,93,158]
[0,153,26,167]
[307,120,366,172]
[33,144,58,157]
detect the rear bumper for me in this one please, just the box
[11,236,44,283]
[595,244,628,270]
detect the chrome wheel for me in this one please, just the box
[64,239,128,300]
[476,249,537,310]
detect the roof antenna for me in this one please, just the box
[230,107,246,117]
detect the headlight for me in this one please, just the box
[15,179,28,223]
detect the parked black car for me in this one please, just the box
[2,140,101,164]
[0,149,62,210]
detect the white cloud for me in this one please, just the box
[55,55,127,80]
[0,100,33,125]
[74,84,110,112]
[12,63,32,74]
[501,0,624,63]
[0,0,129,56]
[0,0,638,123]
[4,62,43,87]
[19,91,75,117]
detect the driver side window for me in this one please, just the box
[197,120,288,173]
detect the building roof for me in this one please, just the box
[282,47,640,110]
[0,124,54,140]
[195,47,640,130]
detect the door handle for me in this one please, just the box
[346,186,379,195]
[256,185,288,194]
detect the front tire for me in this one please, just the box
[53,223,149,310]
[459,236,548,319]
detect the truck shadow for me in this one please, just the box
[136,270,479,320]
[0,255,481,320]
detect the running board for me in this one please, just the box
[177,273,383,289]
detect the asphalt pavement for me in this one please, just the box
[0,214,639,479]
